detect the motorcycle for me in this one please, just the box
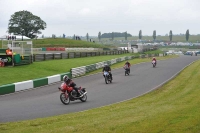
[124,65,130,76]
[152,60,156,68]
[58,82,87,105]
[103,71,112,84]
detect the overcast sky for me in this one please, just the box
[0,0,200,37]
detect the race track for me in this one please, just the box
[0,55,199,123]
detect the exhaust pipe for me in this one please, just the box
[71,91,87,98]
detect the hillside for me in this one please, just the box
[32,38,113,48]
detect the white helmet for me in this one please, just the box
[104,63,108,67]
[63,75,69,82]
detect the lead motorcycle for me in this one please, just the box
[103,71,112,84]
[58,82,87,105]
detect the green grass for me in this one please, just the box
[32,38,116,48]
[1,55,200,133]
[0,38,114,48]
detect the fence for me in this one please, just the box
[33,50,128,62]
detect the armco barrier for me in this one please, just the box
[0,72,71,95]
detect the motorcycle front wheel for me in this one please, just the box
[105,76,108,84]
[60,93,70,105]
[80,94,87,102]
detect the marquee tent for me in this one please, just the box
[0,35,31,40]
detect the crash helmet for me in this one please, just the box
[104,63,108,67]
[63,75,69,82]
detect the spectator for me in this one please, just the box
[6,48,12,55]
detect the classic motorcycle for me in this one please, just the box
[124,65,130,76]
[58,82,87,105]
[103,71,112,84]
[152,60,156,68]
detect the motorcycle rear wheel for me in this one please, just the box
[60,93,70,105]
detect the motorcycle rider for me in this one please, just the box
[152,57,157,66]
[102,63,113,80]
[63,75,82,97]
[124,61,131,73]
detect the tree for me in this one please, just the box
[186,29,189,41]
[111,32,114,41]
[73,34,76,40]
[125,31,127,40]
[153,30,156,41]
[98,31,101,42]
[169,30,172,41]
[139,30,142,40]
[86,33,89,41]
[8,10,46,40]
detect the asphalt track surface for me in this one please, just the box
[0,55,199,123]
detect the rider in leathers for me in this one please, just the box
[152,57,157,66]
[63,75,81,97]
[102,64,113,80]
[124,61,131,73]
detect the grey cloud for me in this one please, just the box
[0,0,200,36]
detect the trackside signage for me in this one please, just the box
[0,55,13,66]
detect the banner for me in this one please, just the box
[0,55,13,66]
